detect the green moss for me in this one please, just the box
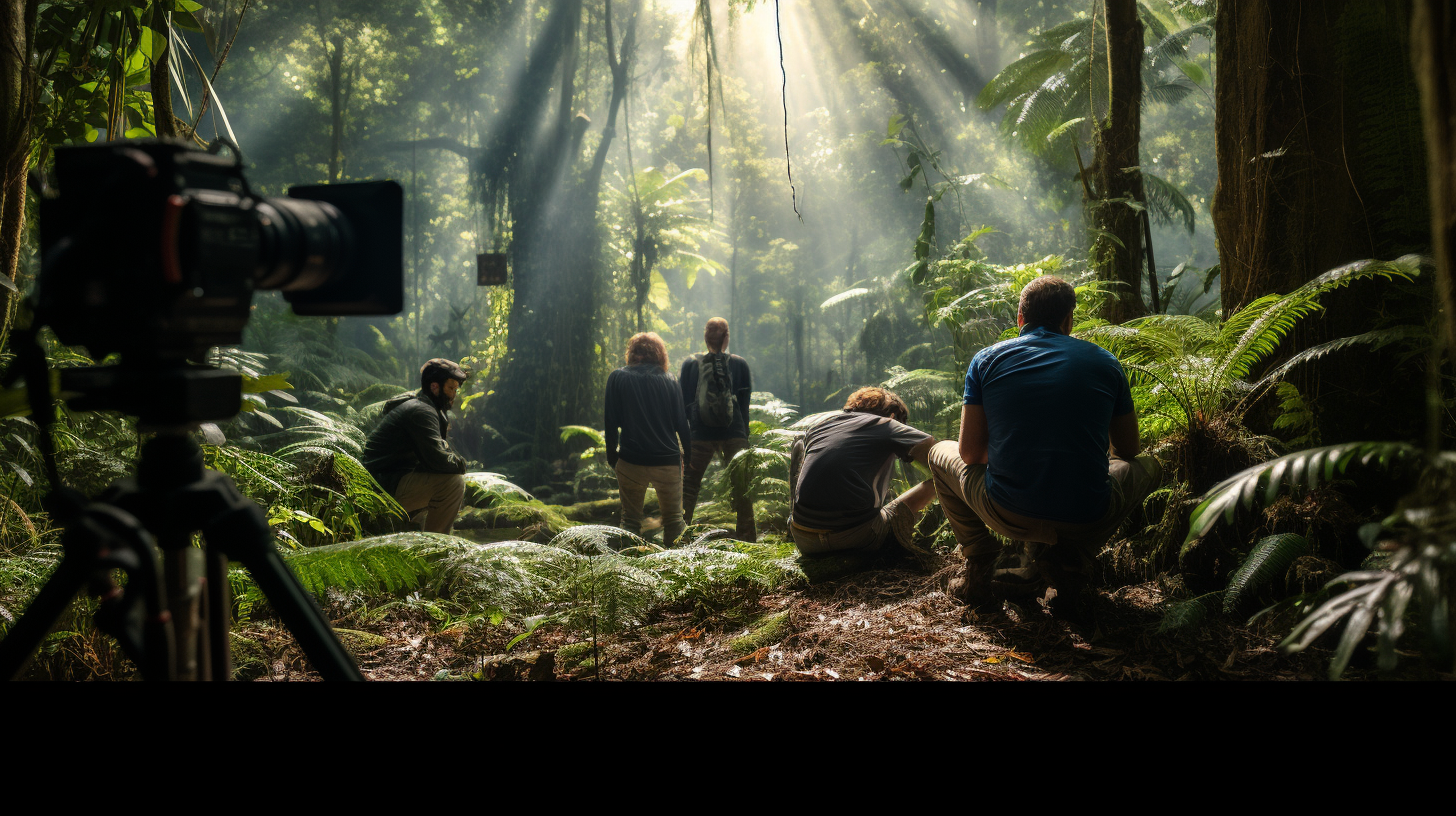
[556,641,596,668]
[729,610,791,655]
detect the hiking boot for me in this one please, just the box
[946,562,997,611]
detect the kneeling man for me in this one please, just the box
[789,387,937,557]
[930,276,1161,620]
[363,358,470,534]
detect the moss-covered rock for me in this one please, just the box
[729,610,792,655]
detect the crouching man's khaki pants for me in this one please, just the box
[394,472,466,534]
[928,440,1161,591]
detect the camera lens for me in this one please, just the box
[252,197,355,292]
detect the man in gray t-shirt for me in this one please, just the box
[789,387,937,557]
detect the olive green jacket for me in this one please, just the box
[361,390,467,494]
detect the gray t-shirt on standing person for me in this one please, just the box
[790,411,932,531]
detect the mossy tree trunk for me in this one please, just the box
[487,0,637,483]
[0,0,36,340]
[1090,0,1146,324]
[1212,0,1430,443]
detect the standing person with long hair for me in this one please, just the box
[605,332,691,546]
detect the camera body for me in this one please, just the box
[38,140,403,362]
[34,140,404,423]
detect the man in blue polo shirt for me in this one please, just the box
[928,276,1161,622]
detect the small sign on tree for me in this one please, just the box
[477,253,508,286]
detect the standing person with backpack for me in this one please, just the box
[679,317,756,541]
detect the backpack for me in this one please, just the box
[694,352,736,428]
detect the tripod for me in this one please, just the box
[0,340,363,680]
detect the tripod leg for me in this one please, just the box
[162,542,205,681]
[204,500,363,681]
[0,558,87,680]
[205,548,232,681]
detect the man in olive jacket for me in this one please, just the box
[363,358,469,534]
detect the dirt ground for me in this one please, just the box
[237,555,1441,682]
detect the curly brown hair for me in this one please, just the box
[843,386,908,422]
[625,331,669,372]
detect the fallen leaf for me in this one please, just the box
[865,655,885,671]
[825,669,840,679]
[726,665,742,678]
[735,646,771,665]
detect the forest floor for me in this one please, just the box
[236,520,1433,682]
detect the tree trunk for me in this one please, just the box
[1090,0,1146,324]
[1212,0,1430,443]
[150,2,176,138]
[1212,0,1428,311]
[490,0,642,482]
[326,33,345,183]
[1412,0,1456,360]
[0,0,36,339]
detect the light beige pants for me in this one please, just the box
[394,472,466,534]
[928,440,1162,582]
[615,460,685,546]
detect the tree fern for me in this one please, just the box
[1223,534,1310,614]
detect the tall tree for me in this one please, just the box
[1091,0,1147,324]
[483,0,639,477]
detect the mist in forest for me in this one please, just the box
[187,0,1218,462]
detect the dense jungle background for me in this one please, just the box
[1,0,1455,681]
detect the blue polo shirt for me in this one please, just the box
[964,325,1134,523]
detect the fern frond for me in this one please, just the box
[549,524,650,554]
[1223,534,1310,614]
[245,533,451,605]
[1185,442,1423,546]
[463,472,535,507]
[1218,256,1423,381]
[1255,325,1430,387]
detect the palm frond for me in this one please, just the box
[1143,171,1196,234]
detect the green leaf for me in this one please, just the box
[914,199,936,261]
[172,10,204,32]
[887,113,906,138]
[242,373,293,394]
[1176,58,1207,86]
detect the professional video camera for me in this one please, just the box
[36,139,402,423]
[0,140,405,681]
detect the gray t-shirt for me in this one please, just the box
[790,411,932,530]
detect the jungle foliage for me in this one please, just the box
[0,0,1452,681]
